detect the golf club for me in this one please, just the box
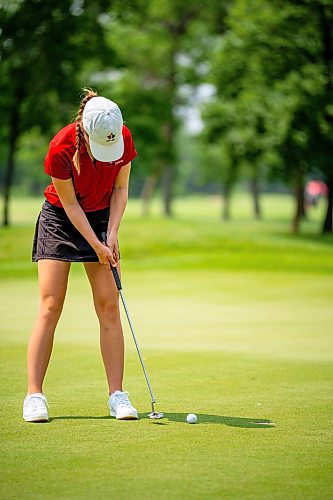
[110,264,164,419]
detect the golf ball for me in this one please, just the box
[186,413,197,424]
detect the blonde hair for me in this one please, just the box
[72,88,98,174]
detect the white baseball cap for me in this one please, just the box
[82,96,124,162]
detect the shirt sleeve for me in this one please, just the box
[123,128,137,165]
[44,145,73,180]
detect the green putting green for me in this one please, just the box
[0,194,332,499]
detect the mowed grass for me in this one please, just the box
[0,194,333,499]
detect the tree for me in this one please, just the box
[0,0,112,226]
[93,0,227,216]
[202,0,333,232]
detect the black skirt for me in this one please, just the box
[32,201,110,262]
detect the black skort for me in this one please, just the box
[32,200,110,262]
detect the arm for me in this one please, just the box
[52,177,114,267]
[106,162,131,266]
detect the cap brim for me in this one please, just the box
[89,135,124,162]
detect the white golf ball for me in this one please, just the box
[186,413,197,424]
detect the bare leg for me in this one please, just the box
[84,262,124,395]
[27,260,70,394]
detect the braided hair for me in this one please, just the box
[72,88,98,174]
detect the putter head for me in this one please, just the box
[148,411,164,419]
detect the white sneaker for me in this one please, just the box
[108,391,138,420]
[23,393,49,422]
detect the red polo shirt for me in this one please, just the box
[44,123,137,212]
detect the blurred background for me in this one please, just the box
[1,0,332,234]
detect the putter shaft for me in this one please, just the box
[119,289,157,406]
[110,265,163,417]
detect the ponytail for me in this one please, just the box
[73,88,98,174]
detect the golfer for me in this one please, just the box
[23,89,138,422]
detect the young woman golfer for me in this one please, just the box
[23,89,139,422]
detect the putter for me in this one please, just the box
[110,265,164,420]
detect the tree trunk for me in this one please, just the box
[162,117,175,217]
[3,107,20,227]
[291,173,306,233]
[163,166,174,217]
[318,3,333,233]
[249,177,261,220]
[141,173,159,217]
[222,183,232,220]
[162,33,177,218]
[322,176,333,233]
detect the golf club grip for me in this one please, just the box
[111,265,122,290]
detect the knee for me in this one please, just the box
[39,294,64,322]
[95,297,120,322]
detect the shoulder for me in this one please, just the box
[49,123,76,152]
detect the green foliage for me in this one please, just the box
[14,128,50,195]
[0,0,110,134]
[0,0,114,224]
[1,0,332,229]
[83,0,227,208]
[201,0,333,228]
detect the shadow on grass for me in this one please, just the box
[162,413,275,428]
[49,413,275,428]
[166,413,275,429]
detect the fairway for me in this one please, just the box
[1,195,333,499]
